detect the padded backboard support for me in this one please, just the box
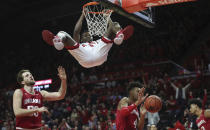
[98,0,155,28]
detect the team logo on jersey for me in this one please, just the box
[24,98,41,105]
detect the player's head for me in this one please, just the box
[188,98,202,115]
[128,82,142,101]
[81,30,93,43]
[17,69,35,87]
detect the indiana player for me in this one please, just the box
[13,66,67,129]
[189,98,210,130]
[116,82,148,130]
[42,11,133,68]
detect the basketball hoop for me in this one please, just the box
[83,2,113,37]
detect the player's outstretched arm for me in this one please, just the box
[138,104,147,130]
[13,89,49,117]
[41,66,67,101]
[73,12,85,43]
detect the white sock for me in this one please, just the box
[114,33,124,45]
[53,41,64,50]
[52,32,65,50]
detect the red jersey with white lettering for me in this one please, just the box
[116,105,139,130]
[196,110,210,130]
[16,88,43,129]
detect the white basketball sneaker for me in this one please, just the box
[52,31,69,50]
[52,37,64,50]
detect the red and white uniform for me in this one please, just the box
[68,37,113,68]
[196,110,210,130]
[116,104,139,130]
[16,88,43,129]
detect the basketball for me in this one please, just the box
[145,95,162,113]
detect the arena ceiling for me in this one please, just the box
[1,0,84,23]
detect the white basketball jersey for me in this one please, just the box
[68,38,113,68]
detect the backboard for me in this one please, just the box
[97,0,155,28]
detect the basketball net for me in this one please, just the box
[83,2,113,37]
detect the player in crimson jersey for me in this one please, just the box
[13,66,67,130]
[116,82,148,130]
[189,98,210,130]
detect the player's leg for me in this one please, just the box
[55,31,77,47]
[42,30,78,50]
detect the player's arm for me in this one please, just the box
[41,66,67,101]
[13,89,49,117]
[138,104,147,130]
[73,12,85,43]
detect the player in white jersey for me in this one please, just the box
[42,11,133,68]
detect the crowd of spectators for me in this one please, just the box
[1,61,210,129]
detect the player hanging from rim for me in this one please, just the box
[188,92,210,130]
[42,10,133,68]
[13,66,67,130]
[116,82,148,130]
